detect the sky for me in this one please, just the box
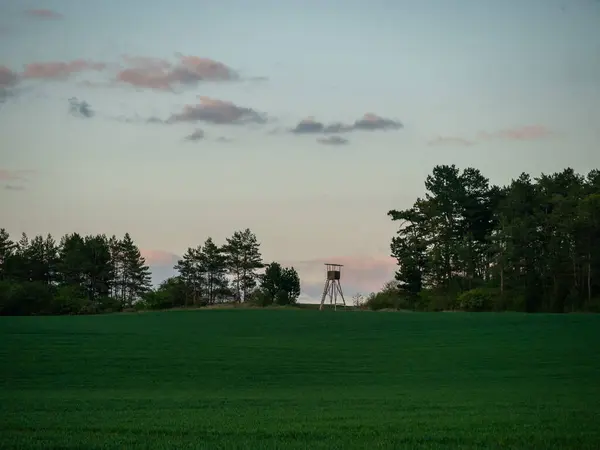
[1,0,600,302]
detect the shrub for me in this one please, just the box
[51,285,89,315]
[457,288,492,312]
[246,289,273,307]
[365,291,402,311]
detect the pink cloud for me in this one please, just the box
[0,169,33,181]
[0,66,18,87]
[22,60,106,79]
[479,125,554,141]
[496,125,553,140]
[140,249,180,266]
[116,67,172,90]
[168,96,265,124]
[25,9,63,19]
[116,54,237,90]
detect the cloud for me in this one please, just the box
[292,117,352,134]
[291,113,402,135]
[22,60,105,80]
[428,136,474,146]
[353,113,403,131]
[0,169,33,191]
[140,249,179,287]
[141,249,180,266]
[493,125,553,140]
[185,129,205,141]
[68,97,94,118]
[4,185,25,191]
[168,96,266,125]
[317,136,349,146]
[428,125,553,146]
[116,54,237,90]
[0,66,18,88]
[280,255,397,303]
[25,9,63,19]
[0,169,33,181]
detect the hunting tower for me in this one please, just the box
[319,263,346,310]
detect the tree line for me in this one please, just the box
[373,165,600,313]
[0,228,300,315]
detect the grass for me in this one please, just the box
[1,310,599,449]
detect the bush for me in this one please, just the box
[142,290,174,310]
[0,281,54,315]
[457,288,492,312]
[365,291,403,311]
[51,285,89,315]
[417,290,457,311]
[246,289,273,307]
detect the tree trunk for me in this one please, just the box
[588,252,592,305]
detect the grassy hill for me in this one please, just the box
[1,310,599,449]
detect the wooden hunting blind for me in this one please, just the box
[320,263,346,310]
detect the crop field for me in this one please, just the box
[1,310,600,449]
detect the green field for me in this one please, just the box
[1,310,599,449]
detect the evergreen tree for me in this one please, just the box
[119,233,151,307]
[389,165,600,312]
[223,228,263,302]
[201,237,229,304]
[260,262,301,305]
[174,246,204,306]
[0,229,15,280]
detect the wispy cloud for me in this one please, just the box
[69,97,94,118]
[0,66,18,88]
[492,125,554,140]
[185,129,205,141]
[22,60,105,80]
[428,136,474,146]
[291,113,402,135]
[4,184,26,191]
[0,169,33,181]
[168,96,266,125]
[317,136,349,146]
[24,9,63,20]
[0,169,33,191]
[429,125,554,146]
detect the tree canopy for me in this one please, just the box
[385,165,600,312]
[0,227,293,315]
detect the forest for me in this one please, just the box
[0,228,300,315]
[1,165,599,315]
[378,165,600,313]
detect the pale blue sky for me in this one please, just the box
[1,0,599,296]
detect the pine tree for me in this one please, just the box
[57,233,87,288]
[201,237,229,304]
[119,233,151,307]
[0,229,15,280]
[223,228,263,302]
[174,246,204,306]
[108,235,122,300]
[83,235,113,300]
